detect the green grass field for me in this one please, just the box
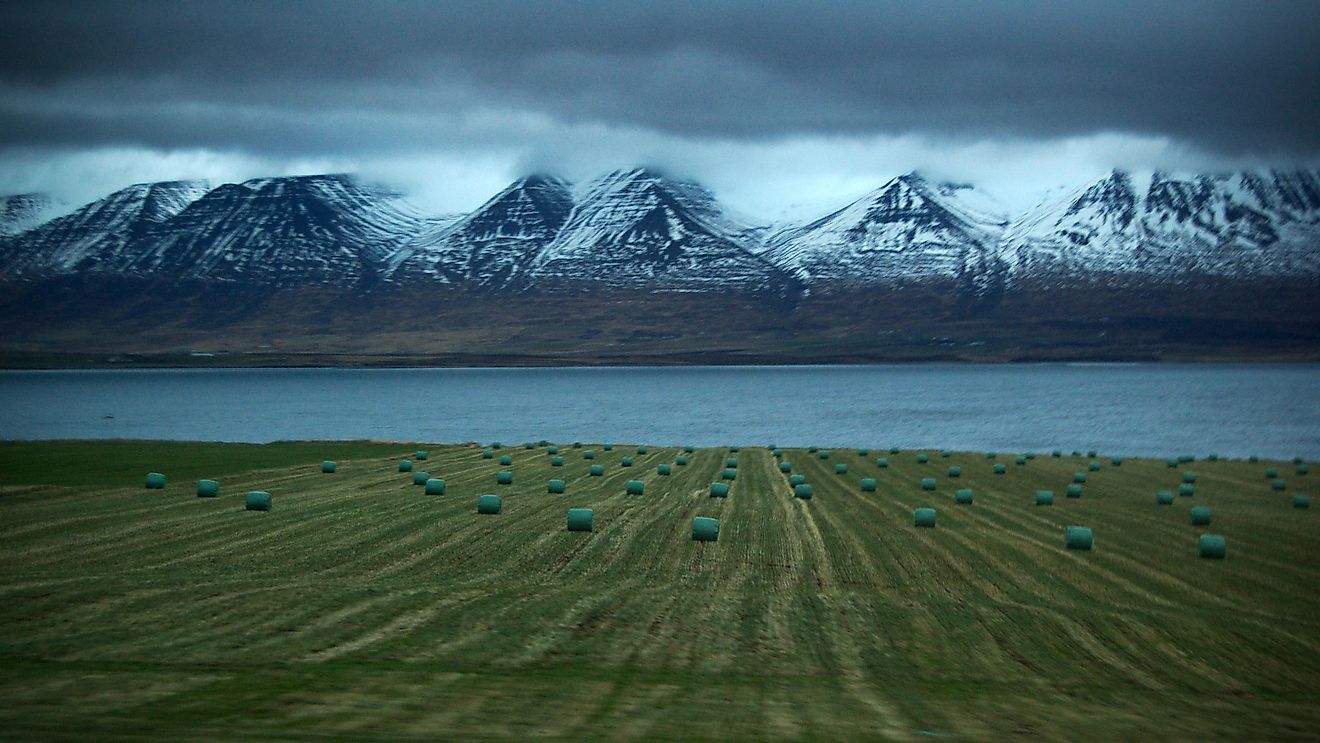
[1,441,1317,740]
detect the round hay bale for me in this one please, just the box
[547,479,566,494]
[499,455,513,466]
[789,474,806,486]
[1298,464,1310,475]
[1249,455,1259,463]
[794,483,814,499]
[425,478,446,495]
[399,460,413,472]
[547,446,559,455]
[1087,450,1097,459]
[729,447,739,453]
[1016,455,1027,465]
[676,456,689,466]
[858,449,869,456]
[582,450,595,460]
[1156,491,1175,505]
[621,457,634,467]
[692,516,720,542]
[1182,472,1196,484]
[481,450,494,460]
[875,458,889,468]
[657,464,671,476]
[1110,457,1123,467]
[808,446,818,453]
[987,451,998,459]
[1071,451,1081,457]
[955,488,973,504]
[1189,506,1212,526]
[567,508,594,532]
[245,491,271,511]
[525,443,535,449]
[860,478,877,492]
[683,446,694,453]
[1052,450,1063,458]
[497,471,514,485]
[626,480,645,495]
[1179,484,1196,497]
[1087,462,1101,472]
[993,464,1007,475]
[415,451,428,460]
[550,456,564,467]
[1073,472,1087,484]
[1207,453,1219,461]
[589,464,604,476]
[1167,458,1179,468]
[1293,495,1310,509]
[573,442,582,449]
[197,479,220,498]
[145,472,166,489]
[1066,484,1083,498]
[1036,491,1054,506]
[835,463,848,474]
[710,482,729,498]
[1179,454,1195,463]
[603,444,614,451]
[1065,526,1094,550]
[722,468,737,481]
[941,451,952,458]
[920,478,937,491]
[914,508,937,528]
[779,462,792,473]
[890,446,900,454]
[636,446,648,455]
[916,454,929,464]
[819,450,831,460]
[1199,534,1227,559]
[1296,457,1306,465]
[1271,479,1287,492]
[413,471,430,486]
[538,440,549,447]
[773,449,784,458]
[491,442,502,449]
[1265,468,1278,479]
[1025,452,1036,460]
[947,466,962,478]
[726,457,738,468]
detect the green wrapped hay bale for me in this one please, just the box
[1016,455,1028,465]
[835,463,848,474]
[1110,457,1123,467]
[1066,484,1083,498]
[1272,479,1287,492]
[567,508,594,532]
[145,472,166,489]
[477,494,503,514]
[914,508,937,528]
[1296,457,1306,465]
[819,450,831,460]
[1183,472,1197,484]
[499,455,513,466]
[321,460,337,473]
[626,480,645,495]
[1025,452,1036,460]
[547,479,566,494]
[1248,455,1259,463]
[1157,491,1175,505]
[947,466,961,478]
[1071,451,1082,457]
[603,444,614,451]
[1207,453,1219,462]
[808,446,818,453]
[683,446,694,453]
[692,516,719,542]
[1179,454,1195,463]
[481,450,494,460]
[1167,458,1178,468]
[1199,534,1227,559]
[773,449,783,458]
[920,478,937,491]
[425,478,446,495]
[860,478,877,492]
[1052,450,1063,458]
[197,479,220,498]
[582,450,595,460]
[726,458,738,468]
[491,442,502,449]
[413,471,430,486]
[1189,506,1212,526]
[857,449,869,456]
[1265,468,1278,479]
[399,460,413,472]
[1087,462,1101,472]
[572,442,582,449]
[589,464,604,476]
[955,488,973,504]
[547,446,559,455]
[550,456,564,467]
[497,471,514,485]
[729,447,739,453]
[525,443,535,449]
[890,446,900,454]
[1293,495,1310,509]
[1073,472,1087,484]
[1298,464,1310,476]
[637,446,648,454]
[1036,490,1054,506]
[916,454,929,464]
[244,491,271,511]
[794,483,814,499]
[1087,450,1097,459]
[621,457,634,467]
[657,464,671,476]
[415,451,428,460]
[676,456,689,466]
[538,440,550,447]
[789,474,806,486]
[779,462,793,473]
[1065,526,1093,551]
[710,482,730,498]
[941,450,951,458]
[722,468,737,481]
[1179,484,1196,497]
[875,458,889,468]
[993,464,1007,475]
[987,451,998,459]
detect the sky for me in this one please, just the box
[1,0,1318,221]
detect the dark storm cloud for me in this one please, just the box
[1,0,1318,156]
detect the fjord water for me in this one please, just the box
[1,364,1317,458]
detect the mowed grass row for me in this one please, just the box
[0,442,1317,740]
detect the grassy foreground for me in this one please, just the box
[0,441,1316,740]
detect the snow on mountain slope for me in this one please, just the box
[0,193,68,237]
[530,168,798,293]
[761,173,1009,285]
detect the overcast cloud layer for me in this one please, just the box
[2,0,1318,219]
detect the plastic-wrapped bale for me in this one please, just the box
[1066,484,1083,498]
[773,449,784,459]
[1183,472,1197,484]
[145,472,166,489]
[875,458,889,468]
[1293,496,1310,509]
[245,491,271,511]
[993,464,1007,475]
[399,460,413,472]
[1189,506,1212,526]
[1265,468,1279,479]
[1272,479,1287,492]
[567,508,594,532]
[1085,450,1096,459]
[1036,490,1054,506]
[1073,472,1087,484]
[589,465,604,476]
[914,508,937,528]
[499,455,513,466]
[710,482,729,498]
[582,450,595,460]
[941,451,951,458]
[413,471,430,486]
[857,449,869,456]
[808,446,819,453]
[1199,534,1227,559]
[538,440,549,447]
[197,479,220,498]
[779,462,793,473]
[1297,457,1307,464]
[425,478,446,495]
[415,451,429,460]
[1299,464,1311,476]
[1179,484,1196,497]
[1052,450,1063,458]
[794,483,814,499]
[621,457,634,467]
[789,474,806,486]
[573,442,582,449]
[955,488,973,504]
[676,456,689,466]
[1016,455,1027,465]
[987,451,998,459]
[692,516,720,542]
[729,447,739,453]
[916,454,928,464]
[525,443,535,449]
[1157,491,1175,505]
[321,460,337,473]
[1065,526,1093,550]
[636,446,648,454]
[547,446,559,455]
[947,466,961,478]
[657,464,671,476]
[546,479,566,494]
[491,442,502,449]
[1179,454,1195,463]
[603,444,614,451]
[835,463,848,474]
[497,471,514,485]
[890,446,900,454]
[626,480,645,495]
[860,478,877,492]
[1207,453,1219,462]
[818,450,831,460]
[550,456,564,467]
[1167,458,1178,468]
[726,457,738,468]
[1110,457,1123,467]
[1087,462,1101,472]
[722,468,737,481]
[683,446,694,453]
[1249,455,1259,463]
[921,478,937,491]
[1025,452,1036,460]
[482,450,494,459]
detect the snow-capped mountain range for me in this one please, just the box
[2,167,1318,293]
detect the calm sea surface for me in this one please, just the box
[1,364,1318,458]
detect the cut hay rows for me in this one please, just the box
[0,443,1317,740]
